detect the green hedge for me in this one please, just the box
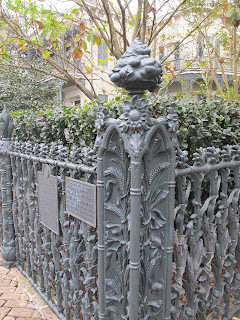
[147,95,240,155]
[11,99,122,148]
[11,96,240,156]
[12,104,97,148]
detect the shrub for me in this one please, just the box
[146,94,240,155]
[10,95,240,156]
[12,103,98,148]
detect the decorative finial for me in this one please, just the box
[0,105,13,138]
[109,38,163,92]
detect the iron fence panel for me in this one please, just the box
[172,146,240,320]
[9,141,98,320]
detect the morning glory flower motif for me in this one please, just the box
[119,96,152,134]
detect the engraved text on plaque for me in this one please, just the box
[66,177,96,227]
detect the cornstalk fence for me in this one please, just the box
[0,39,240,320]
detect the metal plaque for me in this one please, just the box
[66,177,96,227]
[37,164,59,235]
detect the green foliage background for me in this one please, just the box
[10,95,240,156]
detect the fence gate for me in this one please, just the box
[97,38,175,320]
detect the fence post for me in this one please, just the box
[97,38,176,319]
[0,106,16,268]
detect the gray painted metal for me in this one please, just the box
[172,145,240,320]
[109,37,163,92]
[0,38,240,320]
[0,168,2,244]
[0,106,16,268]
[1,138,98,320]
[98,38,176,319]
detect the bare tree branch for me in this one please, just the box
[162,8,215,64]
[117,0,128,51]
[0,13,98,100]
[101,0,123,58]
[124,0,134,19]
[73,0,116,56]
[131,0,143,41]
[141,0,148,43]
[150,0,187,43]
[0,58,67,81]
[148,0,171,45]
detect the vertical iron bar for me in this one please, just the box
[21,158,31,275]
[34,160,45,292]
[234,166,240,189]
[0,106,16,268]
[129,160,141,320]
[97,156,106,319]
[164,177,175,320]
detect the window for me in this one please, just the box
[197,36,204,58]
[98,94,108,101]
[174,41,180,70]
[98,42,108,67]
[214,38,220,68]
[75,100,81,106]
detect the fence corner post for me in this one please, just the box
[97,38,176,319]
[0,105,16,268]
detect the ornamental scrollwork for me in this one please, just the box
[102,130,130,318]
[94,101,110,151]
[139,129,172,319]
[118,95,155,158]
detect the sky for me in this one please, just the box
[42,0,176,17]
[44,0,76,12]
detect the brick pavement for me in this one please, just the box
[0,255,59,320]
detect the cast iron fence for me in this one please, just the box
[173,146,240,320]
[2,138,98,320]
[0,38,240,320]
